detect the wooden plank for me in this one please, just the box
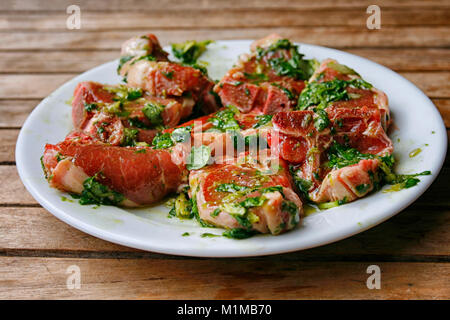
[0,27,448,51]
[0,51,117,74]
[3,0,449,11]
[0,129,17,163]
[0,74,74,99]
[0,204,449,257]
[0,257,448,299]
[1,49,449,74]
[0,166,37,205]
[346,48,450,72]
[401,72,450,98]
[433,99,450,127]
[0,207,129,253]
[0,72,448,99]
[0,100,40,128]
[1,9,449,31]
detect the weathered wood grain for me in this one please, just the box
[1,27,448,51]
[400,72,450,98]
[1,9,449,31]
[0,100,40,128]
[1,49,449,74]
[347,48,450,72]
[0,257,447,299]
[0,205,449,258]
[434,99,450,127]
[0,130,17,163]
[3,0,449,11]
[0,166,37,205]
[0,51,118,73]
[0,74,75,99]
[0,72,448,99]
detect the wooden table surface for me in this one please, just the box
[1,0,449,299]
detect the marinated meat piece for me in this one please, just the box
[42,132,188,206]
[305,58,390,129]
[327,106,393,156]
[270,109,393,203]
[72,81,195,145]
[118,34,219,115]
[214,34,314,114]
[124,61,210,98]
[313,159,380,203]
[119,34,169,69]
[189,153,303,235]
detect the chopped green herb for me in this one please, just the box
[117,55,133,72]
[162,71,174,79]
[355,183,370,194]
[409,148,422,158]
[121,128,139,146]
[290,168,312,199]
[243,72,269,81]
[126,88,143,101]
[72,175,124,206]
[182,232,190,236]
[282,200,299,217]
[142,102,165,126]
[173,192,193,218]
[314,109,330,131]
[171,40,213,64]
[252,114,273,128]
[131,54,156,65]
[84,102,97,112]
[327,61,359,76]
[201,233,220,238]
[208,105,241,132]
[317,198,347,210]
[152,132,175,149]
[40,155,48,179]
[329,142,431,192]
[256,39,317,80]
[297,78,372,110]
[223,228,257,239]
[327,141,375,169]
[211,208,221,217]
[240,196,266,208]
[216,183,250,193]
[127,117,150,129]
[272,83,295,99]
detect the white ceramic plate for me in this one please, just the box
[16,40,447,257]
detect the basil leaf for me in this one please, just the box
[142,102,165,126]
